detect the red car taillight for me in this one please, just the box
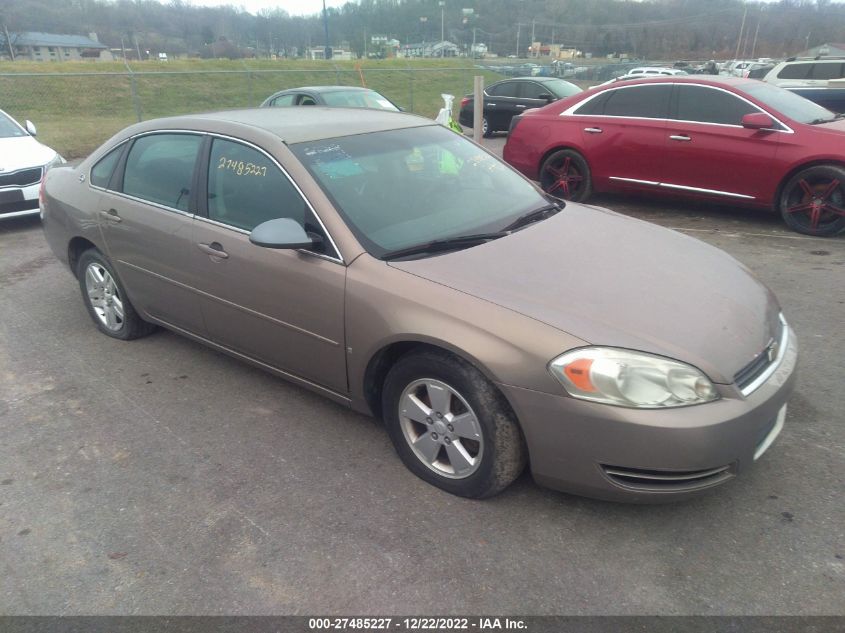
[460,97,470,109]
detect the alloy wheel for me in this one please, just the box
[542,156,584,199]
[84,262,125,332]
[784,176,845,234]
[398,378,484,479]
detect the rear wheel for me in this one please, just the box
[77,249,155,340]
[539,149,592,202]
[382,350,526,498]
[778,165,845,236]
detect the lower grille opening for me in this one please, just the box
[601,463,734,492]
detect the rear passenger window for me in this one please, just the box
[810,63,845,80]
[674,86,757,125]
[573,91,611,115]
[271,94,295,107]
[122,134,202,212]
[777,63,812,80]
[488,82,519,97]
[602,85,671,119]
[90,144,124,189]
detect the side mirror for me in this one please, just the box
[249,218,318,250]
[741,112,775,130]
[537,93,554,102]
[25,120,37,136]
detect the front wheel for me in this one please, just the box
[482,116,492,138]
[382,350,526,498]
[778,165,845,236]
[539,149,592,202]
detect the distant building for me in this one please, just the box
[794,43,845,58]
[400,40,460,58]
[528,42,580,60]
[306,46,353,61]
[471,43,488,58]
[0,31,112,62]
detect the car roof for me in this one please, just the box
[274,85,377,94]
[603,75,752,88]
[494,77,558,82]
[127,107,432,144]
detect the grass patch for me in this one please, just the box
[0,59,504,158]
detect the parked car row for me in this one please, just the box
[503,76,845,236]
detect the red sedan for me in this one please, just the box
[503,76,845,236]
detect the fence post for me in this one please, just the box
[124,61,143,122]
[241,60,254,105]
[407,62,414,113]
[473,75,484,143]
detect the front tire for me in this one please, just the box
[539,149,592,202]
[482,116,492,138]
[778,165,845,236]
[77,249,155,340]
[382,350,527,498]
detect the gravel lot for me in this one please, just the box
[1,140,843,615]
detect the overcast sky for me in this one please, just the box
[186,0,348,16]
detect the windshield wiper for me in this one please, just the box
[808,115,841,125]
[502,202,562,232]
[381,232,510,261]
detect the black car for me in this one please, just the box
[458,77,581,137]
[260,85,402,111]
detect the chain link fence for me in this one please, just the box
[0,65,504,158]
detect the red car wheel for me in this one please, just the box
[540,150,592,202]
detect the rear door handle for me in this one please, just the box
[99,209,121,223]
[515,104,527,108]
[584,127,603,134]
[197,242,229,259]
[669,134,691,142]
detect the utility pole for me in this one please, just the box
[2,23,15,61]
[322,0,331,59]
[750,18,760,59]
[735,5,747,60]
[805,30,811,51]
[439,1,445,43]
[516,23,520,57]
[531,19,535,57]
[471,27,476,55]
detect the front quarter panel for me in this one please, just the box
[345,254,586,415]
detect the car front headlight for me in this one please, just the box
[549,347,719,408]
[44,154,65,171]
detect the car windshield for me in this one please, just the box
[0,112,26,138]
[321,90,399,111]
[541,79,582,98]
[290,125,548,258]
[742,82,836,124]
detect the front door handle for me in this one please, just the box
[99,209,121,223]
[485,103,496,107]
[197,242,229,259]
[669,134,691,142]
[584,127,603,134]
[515,104,527,108]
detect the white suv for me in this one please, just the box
[762,58,845,87]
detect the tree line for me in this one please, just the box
[1,0,844,60]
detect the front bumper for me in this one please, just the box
[0,181,40,219]
[500,327,798,502]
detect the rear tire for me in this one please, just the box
[77,249,156,340]
[382,350,526,498]
[539,149,592,202]
[778,165,845,236]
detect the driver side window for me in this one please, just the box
[207,138,336,257]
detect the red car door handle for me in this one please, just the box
[197,242,229,259]
[670,134,691,142]
[584,127,603,134]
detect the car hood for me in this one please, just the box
[0,136,57,172]
[389,204,782,384]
